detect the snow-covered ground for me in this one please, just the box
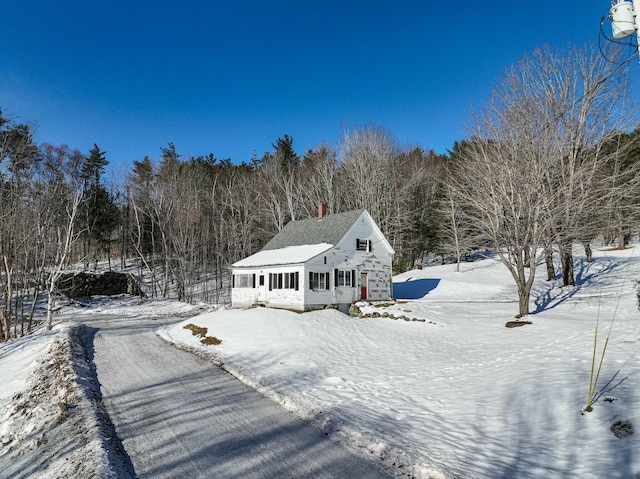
[160,246,640,479]
[0,322,133,478]
[0,297,201,479]
[1,246,639,478]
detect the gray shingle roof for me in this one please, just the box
[262,209,364,250]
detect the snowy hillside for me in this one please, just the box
[1,246,638,478]
[160,246,640,478]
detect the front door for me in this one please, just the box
[360,272,368,300]
[257,275,266,302]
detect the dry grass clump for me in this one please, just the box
[184,323,207,337]
[201,336,222,345]
[184,323,222,345]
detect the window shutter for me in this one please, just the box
[252,274,256,288]
[295,271,299,291]
[334,269,339,288]
[351,270,356,287]
[368,240,372,252]
[269,273,272,291]
[232,274,235,288]
[309,272,313,290]
[325,273,330,290]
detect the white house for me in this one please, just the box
[231,205,394,312]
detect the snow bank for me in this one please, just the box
[0,323,133,479]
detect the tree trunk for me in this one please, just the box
[448,193,462,273]
[27,289,38,333]
[47,190,83,330]
[0,312,8,342]
[498,248,535,318]
[46,284,56,330]
[559,241,575,287]
[583,241,593,263]
[517,285,531,318]
[515,253,536,317]
[545,245,556,281]
[3,256,12,340]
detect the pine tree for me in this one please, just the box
[79,144,120,266]
[82,144,108,186]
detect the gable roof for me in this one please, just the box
[232,243,333,268]
[262,209,365,251]
[231,209,394,269]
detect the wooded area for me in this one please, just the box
[1,43,639,338]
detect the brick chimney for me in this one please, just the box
[318,203,328,219]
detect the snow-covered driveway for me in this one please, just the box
[90,314,389,478]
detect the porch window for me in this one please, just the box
[309,272,329,291]
[234,273,255,288]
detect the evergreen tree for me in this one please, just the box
[82,143,108,186]
[86,183,121,254]
[272,134,299,175]
[79,144,120,265]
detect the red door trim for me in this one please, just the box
[360,272,368,300]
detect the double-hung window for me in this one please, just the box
[269,272,299,290]
[309,272,329,291]
[335,269,355,287]
[356,238,372,251]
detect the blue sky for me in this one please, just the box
[1,1,637,171]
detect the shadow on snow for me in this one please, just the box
[393,278,441,300]
[532,256,625,314]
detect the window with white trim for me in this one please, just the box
[309,272,330,291]
[269,272,299,290]
[356,238,372,251]
[336,269,355,287]
[234,273,255,288]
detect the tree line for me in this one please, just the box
[124,132,446,304]
[0,42,639,339]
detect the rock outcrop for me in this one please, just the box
[58,272,146,298]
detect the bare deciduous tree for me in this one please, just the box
[445,43,636,315]
[46,189,83,330]
[299,144,339,216]
[447,137,557,317]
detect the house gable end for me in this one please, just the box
[335,210,394,255]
